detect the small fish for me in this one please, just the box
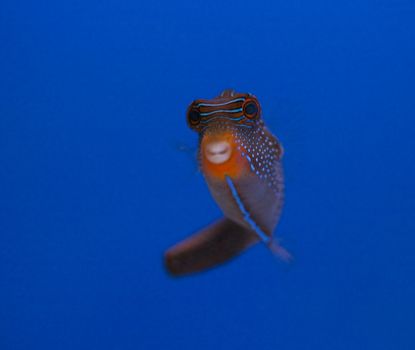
[165,89,291,276]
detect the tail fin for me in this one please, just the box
[164,218,258,276]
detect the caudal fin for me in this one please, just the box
[164,218,258,276]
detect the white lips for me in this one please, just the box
[204,141,232,164]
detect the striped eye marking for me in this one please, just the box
[188,110,201,125]
[243,100,260,119]
[196,98,246,108]
[186,91,261,131]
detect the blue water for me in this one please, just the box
[1,1,414,349]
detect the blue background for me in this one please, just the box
[1,0,414,349]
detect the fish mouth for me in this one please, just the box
[204,141,232,164]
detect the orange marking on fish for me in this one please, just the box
[200,132,248,180]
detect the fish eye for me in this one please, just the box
[243,100,259,119]
[188,109,201,125]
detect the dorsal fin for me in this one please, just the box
[220,89,236,97]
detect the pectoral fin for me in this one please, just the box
[164,218,258,276]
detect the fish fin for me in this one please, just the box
[164,218,258,276]
[267,238,293,263]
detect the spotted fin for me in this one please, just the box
[164,218,258,276]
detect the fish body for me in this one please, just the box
[165,90,290,276]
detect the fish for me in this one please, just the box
[164,89,291,276]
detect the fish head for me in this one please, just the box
[186,90,262,180]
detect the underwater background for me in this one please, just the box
[1,0,415,349]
